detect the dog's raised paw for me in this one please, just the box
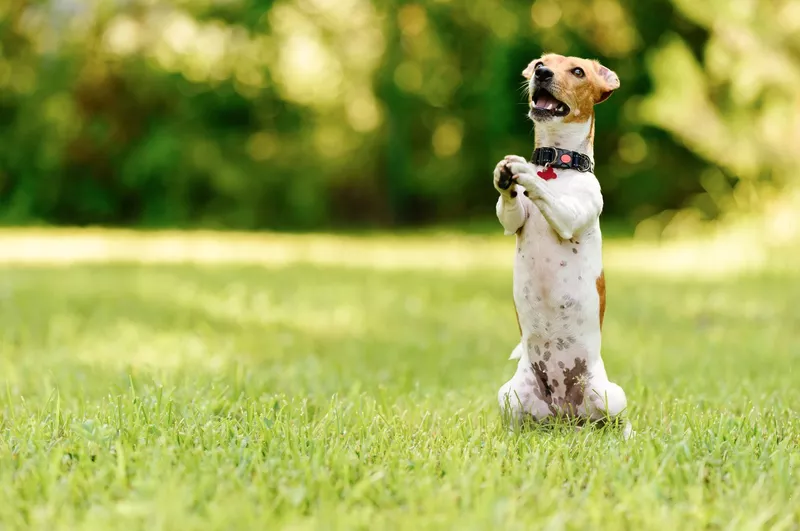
[504,155,527,164]
[496,164,515,191]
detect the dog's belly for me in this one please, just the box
[512,209,604,414]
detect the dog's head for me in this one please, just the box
[523,53,619,124]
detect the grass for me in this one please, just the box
[0,229,799,530]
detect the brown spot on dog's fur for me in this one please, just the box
[552,379,560,388]
[596,270,606,329]
[572,248,578,254]
[563,357,588,411]
[543,350,551,361]
[560,261,567,267]
[534,345,541,357]
[531,361,554,406]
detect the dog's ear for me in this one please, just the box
[593,62,620,104]
[522,60,538,80]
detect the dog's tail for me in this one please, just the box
[508,342,524,360]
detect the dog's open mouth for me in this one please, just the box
[532,88,570,117]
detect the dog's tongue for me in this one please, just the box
[534,92,560,110]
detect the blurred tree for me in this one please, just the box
[0,0,796,236]
[640,0,800,241]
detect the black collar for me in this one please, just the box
[531,147,594,173]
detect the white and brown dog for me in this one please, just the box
[494,53,630,434]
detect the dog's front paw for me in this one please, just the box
[506,161,541,197]
[513,173,540,196]
[507,160,535,178]
[493,160,516,193]
[503,155,528,165]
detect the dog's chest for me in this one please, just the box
[513,206,601,316]
[511,175,604,365]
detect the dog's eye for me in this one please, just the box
[571,67,585,78]
[534,62,543,70]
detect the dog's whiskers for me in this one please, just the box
[519,81,531,100]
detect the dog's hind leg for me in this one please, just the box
[498,357,554,424]
[586,380,627,419]
[585,380,634,439]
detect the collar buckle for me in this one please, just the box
[575,154,593,172]
[531,147,594,173]
[538,147,557,166]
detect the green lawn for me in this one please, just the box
[0,231,799,530]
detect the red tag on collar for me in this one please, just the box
[537,166,558,180]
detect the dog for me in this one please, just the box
[494,53,631,436]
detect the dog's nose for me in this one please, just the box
[535,66,554,82]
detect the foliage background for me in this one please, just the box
[1,0,798,237]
